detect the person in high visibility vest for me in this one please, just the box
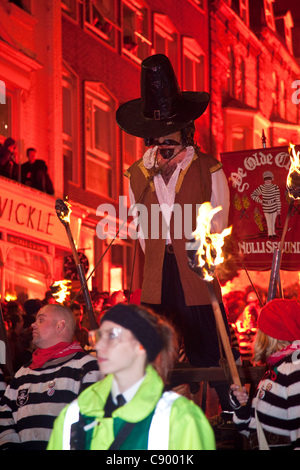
[47,303,216,450]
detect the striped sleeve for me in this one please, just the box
[0,369,6,401]
[0,352,102,450]
[233,355,300,449]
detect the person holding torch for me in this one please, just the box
[230,299,300,450]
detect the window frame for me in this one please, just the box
[84,81,117,199]
[121,0,151,64]
[264,0,275,31]
[62,63,79,185]
[239,0,249,27]
[187,0,204,12]
[61,0,78,21]
[153,12,179,75]
[182,37,206,92]
[84,0,119,50]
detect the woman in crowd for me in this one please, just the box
[48,303,215,450]
[230,298,300,450]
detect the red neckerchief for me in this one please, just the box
[29,341,83,369]
[267,342,300,366]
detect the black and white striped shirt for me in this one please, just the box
[231,351,300,449]
[0,351,103,450]
[251,183,281,214]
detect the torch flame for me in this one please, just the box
[51,280,71,303]
[287,143,300,200]
[191,202,232,281]
[60,200,72,225]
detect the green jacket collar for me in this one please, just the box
[77,365,164,423]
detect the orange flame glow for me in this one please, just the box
[192,202,232,281]
[287,143,300,200]
[51,280,71,303]
[59,200,72,224]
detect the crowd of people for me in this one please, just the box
[0,137,54,194]
[0,286,299,450]
[0,288,131,373]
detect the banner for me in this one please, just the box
[221,146,300,271]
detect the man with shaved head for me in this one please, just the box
[0,304,103,450]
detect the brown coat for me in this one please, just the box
[125,149,223,306]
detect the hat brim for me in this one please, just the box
[116,91,210,139]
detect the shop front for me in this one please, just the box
[0,177,85,303]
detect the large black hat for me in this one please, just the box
[116,54,210,139]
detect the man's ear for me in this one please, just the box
[57,319,66,333]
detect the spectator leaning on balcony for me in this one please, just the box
[0,137,19,181]
[116,54,238,411]
[230,299,300,450]
[21,147,54,195]
[0,304,103,450]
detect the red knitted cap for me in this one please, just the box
[258,299,300,341]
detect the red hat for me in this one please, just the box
[258,299,300,341]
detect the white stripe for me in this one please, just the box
[62,400,80,450]
[147,391,180,450]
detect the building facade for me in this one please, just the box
[0,0,299,303]
[209,0,300,156]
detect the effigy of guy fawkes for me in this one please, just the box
[116,54,239,412]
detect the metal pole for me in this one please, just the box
[0,303,13,378]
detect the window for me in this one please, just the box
[187,0,204,11]
[275,11,294,55]
[183,37,205,92]
[85,82,116,198]
[279,80,286,119]
[227,47,235,97]
[110,242,135,292]
[122,0,151,64]
[5,247,51,300]
[0,85,18,145]
[153,13,178,74]
[85,0,118,49]
[62,65,78,185]
[272,71,279,116]
[231,127,246,151]
[238,57,246,103]
[0,91,12,143]
[9,0,32,14]
[61,0,77,20]
[264,0,275,31]
[122,132,145,203]
[239,0,249,27]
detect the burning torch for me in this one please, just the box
[51,280,72,304]
[55,199,98,330]
[267,143,300,301]
[187,202,244,393]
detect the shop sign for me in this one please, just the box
[0,180,78,248]
[7,234,49,254]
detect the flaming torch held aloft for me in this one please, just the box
[55,198,98,329]
[51,280,72,304]
[267,143,300,301]
[287,143,300,200]
[188,202,243,392]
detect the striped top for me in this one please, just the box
[0,351,103,450]
[231,350,300,449]
[0,369,6,401]
[251,183,281,214]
